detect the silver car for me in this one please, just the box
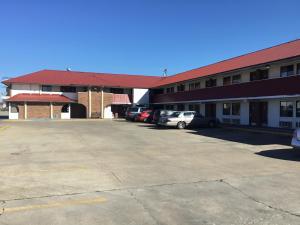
[158,111,196,129]
[291,128,300,149]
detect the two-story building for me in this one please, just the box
[3,39,300,129]
[2,70,160,120]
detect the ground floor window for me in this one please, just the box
[188,104,200,112]
[296,101,300,117]
[10,103,19,113]
[61,104,69,113]
[232,103,240,116]
[165,105,174,110]
[280,101,293,117]
[177,104,185,111]
[223,103,231,115]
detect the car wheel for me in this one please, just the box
[208,120,215,128]
[177,121,186,129]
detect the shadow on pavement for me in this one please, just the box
[255,149,300,161]
[186,128,291,146]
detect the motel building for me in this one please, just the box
[3,39,300,129]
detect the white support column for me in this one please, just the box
[24,102,27,119]
[50,103,53,119]
[88,87,92,118]
[101,88,104,119]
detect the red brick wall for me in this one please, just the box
[53,103,64,119]
[27,103,50,119]
[78,91,113,118]
[18,103,25,119]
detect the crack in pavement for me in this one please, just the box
[126,189,160,225]
[219,179,300,219]
[1,176,300,220]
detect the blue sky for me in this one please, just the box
[0,0,300,86]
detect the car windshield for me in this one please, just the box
[170,112,181,117]
[129,107,139,112]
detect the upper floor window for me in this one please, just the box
[166,87,174,93]
[280,65,294,77]
[205,78,217,88]
[297,63,300,75]
[189,82,200,90]
[42,85,52,92]
[177,84,185,92]
[151,89,164,95]
[60,86,76,93]
[223,76,231,86]
[250,69,269,81]
[232,74,241,84]
[280,101,293,117]
[296,101,300,117]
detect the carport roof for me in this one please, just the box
[6,94,74,103]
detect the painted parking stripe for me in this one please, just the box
[4,197,107,213]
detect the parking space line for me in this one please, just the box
[0,126,9,132]
[4,197,107,213]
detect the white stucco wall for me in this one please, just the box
[10,84,78,100]
[133,88,149,105]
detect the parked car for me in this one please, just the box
[158,111,219,129]
[134,110,153,122]
[152,110,175,124]
[291,128,300,149]
[125,107,147,121]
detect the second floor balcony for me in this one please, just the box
[150,75,300,104]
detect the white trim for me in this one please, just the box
[152,94,300,104]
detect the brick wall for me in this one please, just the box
[78,91,113,118]
[27,103,50,119]
[18,103,25,119]
[53,103,64,119]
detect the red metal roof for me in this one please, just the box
[3,70,162,88]
[155,39,300,86]
[3,40,300,88]
[6,94,74,103]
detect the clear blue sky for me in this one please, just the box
[1,0,300,83]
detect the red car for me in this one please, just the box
[134,110,152,122]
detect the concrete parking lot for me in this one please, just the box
[0,120,299,225]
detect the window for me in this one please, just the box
[223,76,231,86]
[166,87,174,93]
[60,86,76,93]
[10,104,19,113]
[152,89,164,95]
[177,104,185,111]
[189,82,200,90]
[42,85,52,92]
[188,104,200,112]
[223,103,231,115]
[232,74,241,84]
[205,78,217,88]
[166,105,174,110]
[177,84,185,92]
[250,69,269,81]
[61,104,69,113]
[280,65,294,77]
[296,101,300,117]
[232,103,240,116]
[183,112,194,117]
[280,101,293,117]
[297,63,300,75]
